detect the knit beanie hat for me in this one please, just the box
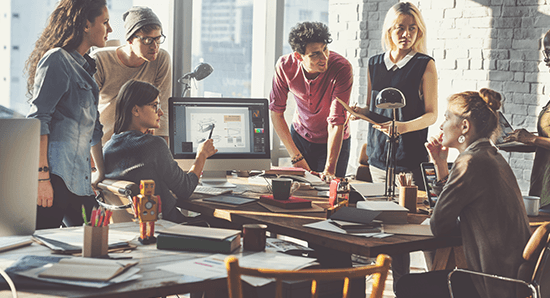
[123,6,162,41]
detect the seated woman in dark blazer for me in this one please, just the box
[103,79,217,223]
[396,88,531,298]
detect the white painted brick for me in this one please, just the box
[470,59,484,70]
[439,59,457,70]
[510,60,525,72]
[514,72,525,82]
[512,39,538,50]
[452,79,478,91]
[525,72,539,83]
[433,49,446,60]
[469,48,483,59]
[491,70,514,81]
[483,49,510,59]
[457,59,470,70]
[483,59,497,70]
[447,48,469,59]
[444,8,463,18]
[475,80,491,89]
[466,69,488,80]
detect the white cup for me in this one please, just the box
[523,196,540,217]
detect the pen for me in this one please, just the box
[90,206,97,226]
[208,124,215,139]
[103,209,110,226]
[81,205,88,225]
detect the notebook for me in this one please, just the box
[0,118,40,237]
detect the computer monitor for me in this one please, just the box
[169,97,271,187]
[0,118,39,236]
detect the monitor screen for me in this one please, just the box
[169,97,271,187]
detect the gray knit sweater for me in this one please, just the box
[103,130,198,223]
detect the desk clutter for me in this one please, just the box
[5,255,140,288]
[157,224,241,253]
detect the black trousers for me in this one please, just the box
[395,270,481,298]
[36,174,98,230]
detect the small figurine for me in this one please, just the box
[327,178,350,218]
[133,180,161,244]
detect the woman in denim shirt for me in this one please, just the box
[26,0,112,229]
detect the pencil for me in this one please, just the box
[81,205,88,225]
[208,124,215,139]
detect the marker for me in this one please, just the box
[90,206,97,226]
[208,124,215,139]
[81,205,88,225]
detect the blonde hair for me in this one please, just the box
[381,2,427,54]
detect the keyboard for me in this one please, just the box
[194,185,233,196]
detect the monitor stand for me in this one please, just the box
[200,171,236,188]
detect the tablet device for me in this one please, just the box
[420,162,453,207]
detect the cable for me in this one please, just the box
[0,267,17,298]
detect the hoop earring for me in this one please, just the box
[458,135,465,144]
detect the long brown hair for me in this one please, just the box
[25,0,107,98]
[114,80,160,134]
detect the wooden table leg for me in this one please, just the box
[432,246,467,271]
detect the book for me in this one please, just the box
[259,195,312,209]
[356,201,409,224]
[264,166,306,176]
[202,195,256,206]
[37,257,138,282]
[336,98,392,125]
[157,225,241,253]
[0,235,33,252]
[328,220,382,234]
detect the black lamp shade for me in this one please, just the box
[375,87,406,109]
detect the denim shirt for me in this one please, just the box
[27,48,103,196]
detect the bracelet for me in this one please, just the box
[291,153,304,165]
[38,166,49,173]
[435,175,449,186]
[38,178,51,182]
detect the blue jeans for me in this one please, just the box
[290,126,350,177]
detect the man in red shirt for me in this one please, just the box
[270,22,353,180]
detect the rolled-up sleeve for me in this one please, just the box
[27,53,69,135]
[269,57,289,113]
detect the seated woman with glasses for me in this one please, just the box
[103,80,217,223]
[395,88,531,298]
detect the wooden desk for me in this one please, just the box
[0,221,226,298]
[180,175,550,272]
[179,176,462,258]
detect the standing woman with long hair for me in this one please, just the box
[355,1,438,187]
[353,2,438,290]
[26,0,112,229]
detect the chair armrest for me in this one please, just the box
[447,269,538,298]
[95,179,138,210]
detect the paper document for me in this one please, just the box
[350,182,388,197]
[336,98,392,125]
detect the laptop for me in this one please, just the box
[0,118,40,237]
[420,162,453,207]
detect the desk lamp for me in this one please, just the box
[178,62,214,97]
[375,87,406,199]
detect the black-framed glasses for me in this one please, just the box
[145,102,161,113]
[134,34,166,45]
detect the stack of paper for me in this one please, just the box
[356,201,409,223]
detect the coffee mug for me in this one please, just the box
[242,224,267,251]
[272,178,300,200]
[523,196,540,216]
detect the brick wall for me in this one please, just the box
[330,0,550,193]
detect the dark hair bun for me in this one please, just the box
[479,88,502,112]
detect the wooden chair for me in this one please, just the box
[225,254,392,298]
[447,222,550,298]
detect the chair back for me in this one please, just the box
[225,254,391,298]
[517,222,550,298]
[95,179,139,223]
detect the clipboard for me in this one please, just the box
[336,98,392,125]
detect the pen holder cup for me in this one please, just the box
[243,224,267,251]
[83,225,109,257]
[399,185,418,213]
